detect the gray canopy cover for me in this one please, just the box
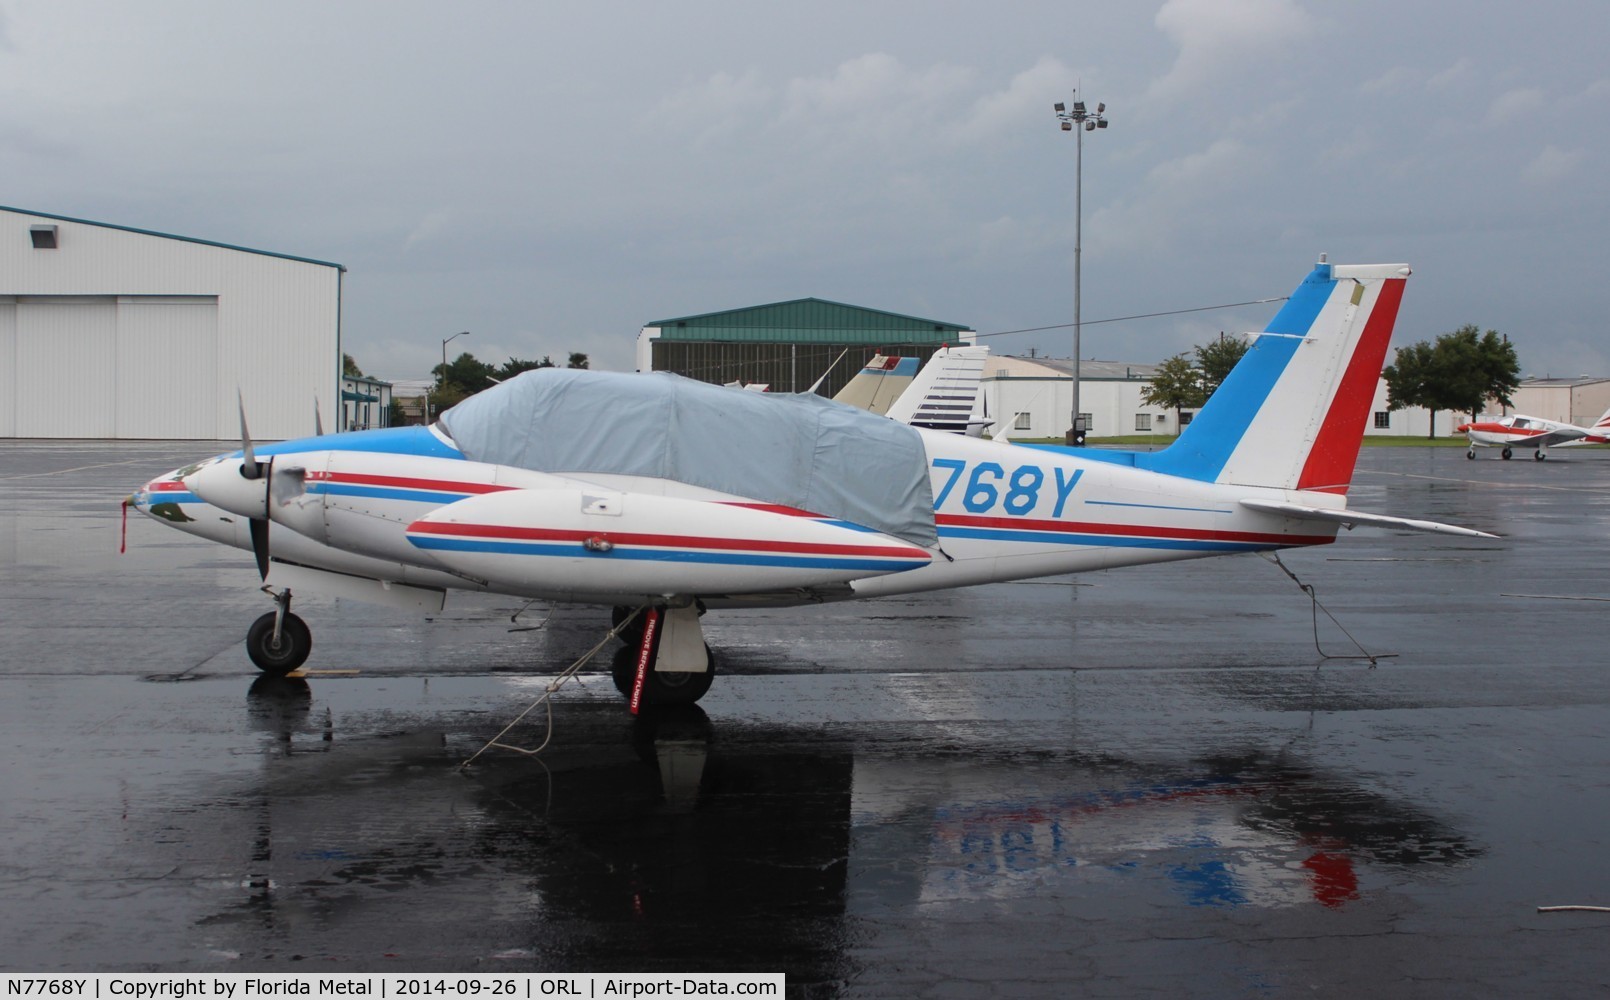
[439,369,937,548]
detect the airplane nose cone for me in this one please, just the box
[185,457,269,519]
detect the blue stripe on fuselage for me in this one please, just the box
[937,525,1271,552]
[308,483,472,504]
[409,535,926,572]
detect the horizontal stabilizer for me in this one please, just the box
[1239,499,1498,539]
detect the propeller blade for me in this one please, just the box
[238,391,262,480]
[314,396,325,437]
[249,517,270,580]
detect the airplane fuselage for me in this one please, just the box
[134,423,1337,610]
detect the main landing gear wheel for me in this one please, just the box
[1502,447,1513,460]
[1535,450,1547,461]
[609,644,716,706]
[246,611,312,675]
[1467,449,1476,460]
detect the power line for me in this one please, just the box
[976,296,1290,340]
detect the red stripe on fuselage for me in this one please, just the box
[1463,424,1547,437]
[1297,277,1405,494]
[936,512,1331,547]
[406,520,929,559]
[718,501,826,518]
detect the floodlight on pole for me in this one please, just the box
[1053,91,1109,445]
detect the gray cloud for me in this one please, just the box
[0,0,1605,379]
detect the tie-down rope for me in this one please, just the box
[458,605,645,769]
[1260,551,1396,667]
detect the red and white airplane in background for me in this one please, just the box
[1454,408,1610,460]
[130,258,1494,709]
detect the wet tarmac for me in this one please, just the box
[3,439,1610,996]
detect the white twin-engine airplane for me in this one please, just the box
[1454,408,1610,461]
[131,259,1493,707]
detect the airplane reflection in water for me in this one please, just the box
[854,755,1479,911]
[166,680,1485,969]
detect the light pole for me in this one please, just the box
[1054,92,1108,445]
[437,330,470,419]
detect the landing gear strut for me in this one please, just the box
[610,603,715,707]
[246,587,311,675]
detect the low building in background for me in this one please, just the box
[637,298,974,400]
[341,374,392,431]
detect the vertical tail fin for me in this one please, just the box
[884,345,990,434]
[1138,260,1410,493]
[1579,406,1610,444]
[832,354,920,415]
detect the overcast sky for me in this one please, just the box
[2,0,1605,383]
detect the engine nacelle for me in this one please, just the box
[405,487,932,597]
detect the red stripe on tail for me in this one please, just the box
[1297,278,1405,494]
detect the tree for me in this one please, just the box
[1141,353,1206,431]
[343,353,365,378]
[497,356,555,381]
[1465,326,1520,417]
[1383,325,1520,438]
[1383,341,1437,436]
[432,351,498,411]
[567,352,590,370]
[1194,334,1248,396]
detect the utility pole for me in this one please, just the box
[438,330,470,419]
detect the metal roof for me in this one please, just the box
[1517,376,1610,388]
[647,297,971,345]
[0,204,346,271]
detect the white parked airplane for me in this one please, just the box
[1454,408,1610,460]
[130,258,1491,707]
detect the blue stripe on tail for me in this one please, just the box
[1133,264,1337,482]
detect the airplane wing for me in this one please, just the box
[1238,499,1498,538]
[1522,428,1589,448]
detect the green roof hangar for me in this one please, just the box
[636,297,975,399]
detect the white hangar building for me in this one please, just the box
[984,355,1170,440]
[0,206,344,440]
[986,354,1446,441]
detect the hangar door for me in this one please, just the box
[5,296,218,438]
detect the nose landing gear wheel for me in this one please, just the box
[246,611,312,675]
